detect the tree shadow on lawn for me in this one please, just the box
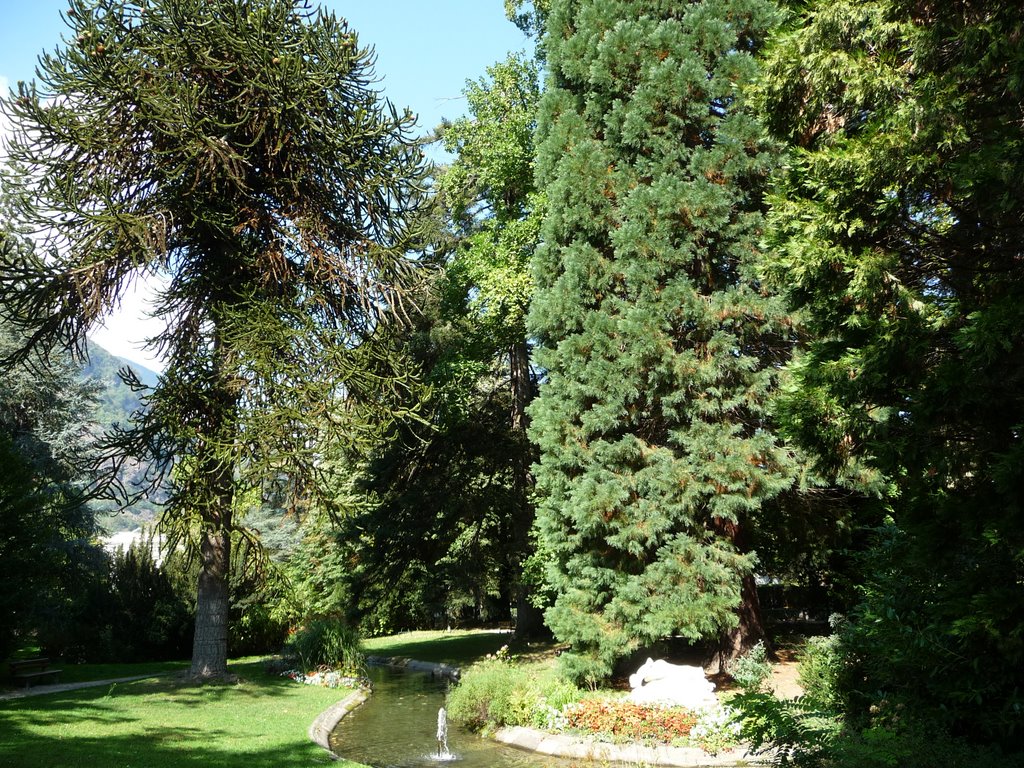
[0,674,359,768]
[365,630,557,667]
[0,723,342,768]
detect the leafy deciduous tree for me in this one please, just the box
[329,53,547,637]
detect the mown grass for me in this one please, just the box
[0,659,369,768]
[361,629,555,667]
[55,659,191,684]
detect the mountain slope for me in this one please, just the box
[83,342,165,532]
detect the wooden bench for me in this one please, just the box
[9,658,62,688]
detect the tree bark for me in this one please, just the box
[509,337,544,637]
[707,570,767,674]
[514,585,547,639]
[510,339,531,432]
[706,519,768,674]
[190,527,231,679]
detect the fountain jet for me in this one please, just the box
[436,706,452,759]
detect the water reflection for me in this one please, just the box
[328,666,582,768]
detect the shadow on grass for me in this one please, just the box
[57,660,191,685]
[0,722,343,768]
[364,630,557,667]
[0,670,367,768]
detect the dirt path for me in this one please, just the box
[769,659,803,699]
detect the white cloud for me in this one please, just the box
[87,275,167,373]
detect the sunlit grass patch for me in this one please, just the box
[0,659,368,768]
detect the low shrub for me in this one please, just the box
[798,631,845,710]
[446,653,581,733]
[286,617,364,675]
[728,640,773,693]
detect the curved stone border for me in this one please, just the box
[495,725,767,767]
[307,656,457,758]
[308,688,371,752]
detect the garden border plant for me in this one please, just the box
[445,640,751,756]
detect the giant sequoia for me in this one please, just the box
[0,0,425,677]
[528,0,794,681]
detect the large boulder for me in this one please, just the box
[627,658,718,710]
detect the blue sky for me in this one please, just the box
[1,1,529,138]
[0,1,530,370]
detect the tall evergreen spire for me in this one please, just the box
[528,0,793,682]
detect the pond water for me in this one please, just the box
[328,666,584,768]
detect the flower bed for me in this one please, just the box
[282,666,367,690]
[564,699,698,743]
[556,697,743,753]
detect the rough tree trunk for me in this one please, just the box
[706,518,768,674]
[514,587,547,639]
[707,570,767,674]
[509,338,543,637]
[190,527,231,679]
[510,339,531,433]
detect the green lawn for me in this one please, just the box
[0,659,368,768]
[54,659,191,685]
[361,629,556,667]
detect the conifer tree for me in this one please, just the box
[758,0,1024,743]
[528,0,794,681]
[0,0,426,677]
[0,312,102,659]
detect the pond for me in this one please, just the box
[328,666,585,768]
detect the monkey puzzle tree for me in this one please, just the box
[0,0,426,677]
[528,0,795,682]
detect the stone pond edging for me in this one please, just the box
[309,656,767,767]
[308,687,371,751]
[495,725,767,767]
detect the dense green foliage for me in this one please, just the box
[0,0,426,677]
[757,0,1024,747]
[96,533,194,661]
[285,617,364,674]
[528,0,795,682]
[0,315,103,659]
[447,653,580,733]
[331,52,545,636]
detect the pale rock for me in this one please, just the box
[627,658,718,710]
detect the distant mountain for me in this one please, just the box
[82,343,160,419]
[83,342,166,533]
